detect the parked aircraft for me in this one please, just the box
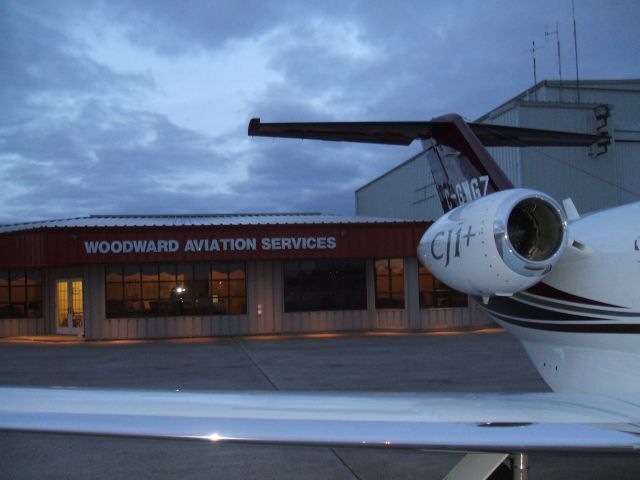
[247,114,639,396]
[1,114,638,479]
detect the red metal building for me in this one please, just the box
[0,213,486,339]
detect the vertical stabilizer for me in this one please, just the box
[423,114,513,213]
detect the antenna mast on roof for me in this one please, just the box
[572,0,581,102]
[526,40,544,100]
[545,22,562,81]
[545,21,562,102]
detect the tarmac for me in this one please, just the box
[1,328,639,479]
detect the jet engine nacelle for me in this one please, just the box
[417,189,568,297]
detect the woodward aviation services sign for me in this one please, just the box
[0,221,428,268]
[84,236,337,254]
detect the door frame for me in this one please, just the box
[56,278,84,335]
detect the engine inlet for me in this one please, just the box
[507,197,565,261]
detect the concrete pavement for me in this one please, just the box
[1,330,638,479]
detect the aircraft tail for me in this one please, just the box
[422,114,513,213]
[248,114,608,214]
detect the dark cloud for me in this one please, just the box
[91,1,316,57]
[239,141,361,212]
[253,1,640,120]
[0,2,148,108]
[1,98,237,219]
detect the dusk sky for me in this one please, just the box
[2,0,639,224]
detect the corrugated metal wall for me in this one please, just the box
[518,104,617,212]
[30,257,489,340]
[613,141,640,205]
[543,82,640,126]
[517,101,640,213]
[483,106,522,187]
[356,152,442,221]
[0,317,44,337]
[0,251,494,339]
[357,81,640,219]
[518,82,640,212]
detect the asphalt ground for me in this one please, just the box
[1,329,639,479]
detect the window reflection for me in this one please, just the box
[375,258,405,309]
[418,263,468,308]
[0,270,43,318]
[105,263,246,318]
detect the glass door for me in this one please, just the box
[56,279,84,335]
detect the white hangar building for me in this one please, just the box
[357,79,640,220]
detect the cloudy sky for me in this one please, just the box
[1,0,639,223]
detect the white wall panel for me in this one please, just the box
[518,103,638,213]
[613,141,640,206]
[356,151,441,221]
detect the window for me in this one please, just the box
[418,263,468,308]
[284,259,366,312]
[375,258,404,309]
[209,263,247,315]
[0,270,42,319]
[105,263,246,318]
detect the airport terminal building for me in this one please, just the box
[0,214,483,339]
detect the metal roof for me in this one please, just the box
[0,213,421,234]
[475,79,640,123]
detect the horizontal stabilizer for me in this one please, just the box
[468,123,608,147]
[248,117,608,147]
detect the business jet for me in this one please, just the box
[1,114,638,479]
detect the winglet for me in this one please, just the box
[248,118,261,136]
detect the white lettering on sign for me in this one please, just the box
[261,236,336,251]
[84,240,180,254]
[183,238,257,252]
[84,237,338,254]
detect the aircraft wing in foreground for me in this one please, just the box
[2,387,640,451]
[1,387,640,479]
